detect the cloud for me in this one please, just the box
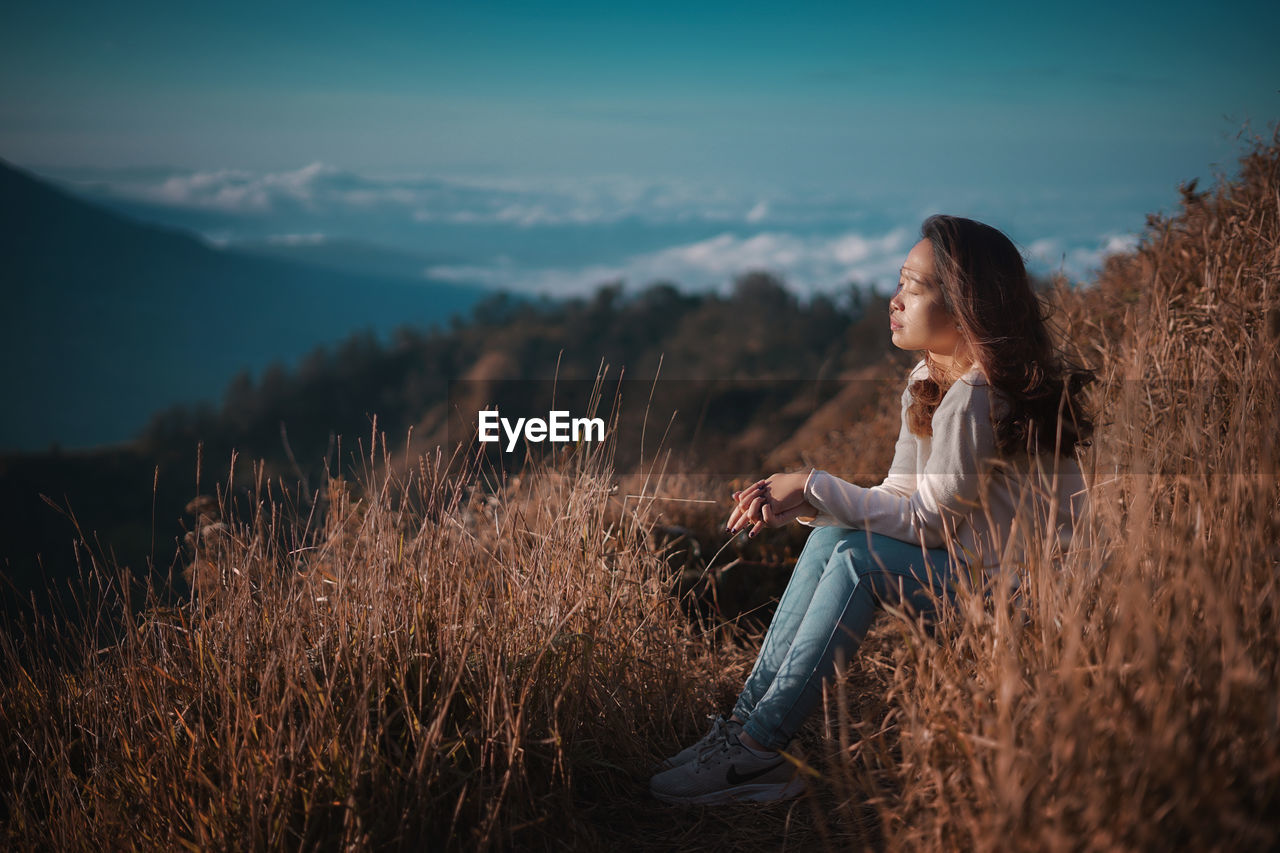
[1026,237,1063,260]
[49,162,1153,296]
[81,161,499,217]
[70,163,794,227]
[147,162,347,213]
[1101,233,1140,254]
[425,261,626,295]
[830,230,907,265]
[425,227,915,297]
[1027,232,1139,280]
[265,233,327,246]
[424,223,1141,298]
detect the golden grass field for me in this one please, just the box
[2,128,1278,850]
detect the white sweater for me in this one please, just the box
[800,360,1087,569]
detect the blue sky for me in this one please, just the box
[2,0,1278,294]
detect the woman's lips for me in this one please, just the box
[890,319,903,330]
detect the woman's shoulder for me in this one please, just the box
[900,360,930,406]
[957,363,988,386]
[937,365,995,418]
[906,360,989,404]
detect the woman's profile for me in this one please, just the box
[649,214,1094,805]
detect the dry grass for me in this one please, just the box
[3,128,1280,851]
[0,423,763,849]
[819,127,1280,851]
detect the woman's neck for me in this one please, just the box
[926,350,977,382]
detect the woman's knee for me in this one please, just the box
[792,526,848,578]
[821,531,877,585]
[857,566,950,620]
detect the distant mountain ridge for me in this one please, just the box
[0,159,487,451]
[232,236,454,280]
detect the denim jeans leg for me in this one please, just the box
[741,530,957,750]
[730,525,848,721]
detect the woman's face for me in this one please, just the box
[889,239,963,361]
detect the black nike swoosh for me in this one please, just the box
[726,760,784,785]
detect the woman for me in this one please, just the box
[649,215,1094,805]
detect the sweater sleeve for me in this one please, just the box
[801,375,997,547]
[798,363,921,525]
[879,382,919,498]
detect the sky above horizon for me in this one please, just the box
[2,0,1278,294]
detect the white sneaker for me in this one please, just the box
[656,715,743,771]
[649,730,806,805]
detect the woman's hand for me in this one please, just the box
[726,470,815,536]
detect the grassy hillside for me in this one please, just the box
[2,127,1278,850]
[844,129,1280,850]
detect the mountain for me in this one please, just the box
[0,159,487,451]
[231,236,456,280]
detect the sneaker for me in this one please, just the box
[656,715,743,771]
[649,731,806,805]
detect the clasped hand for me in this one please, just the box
[726,469,817,537]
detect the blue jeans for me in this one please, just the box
[731,525,962,750]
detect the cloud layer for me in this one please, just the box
[423,226,1140,298]
[91,162,799,227]
[1026,233,1141,277]
[52,163,1143,295]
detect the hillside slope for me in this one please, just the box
[0,159,484,450]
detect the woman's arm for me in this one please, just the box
[795,379,918,527]
[729,365,925,534]
[879,382,920,498]
[802,376,996,547]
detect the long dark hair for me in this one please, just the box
[906,215,1094,457]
